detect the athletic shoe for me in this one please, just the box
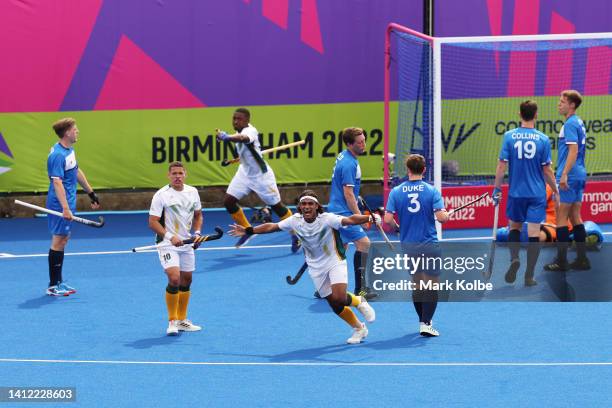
[46,285,70,297]
[291,235,301,253]
[313,291,322,299]
[166,320,179,336]
[569,257,591,271]
[358,287,378,300]
[504,258,520,283]
[346,322,368,344]
[419,322,439,337]
[544,260,569,272]
[58,281,77,295]
[356,296,376,322]
[524,277,538,287]
[177,319,202,332]
[235,234,253,248]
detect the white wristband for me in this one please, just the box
[164,232,173,241]
[194,230,201,236]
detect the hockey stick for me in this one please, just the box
[132,227,224,252]
[15,199,104,228]
[484,201,500,279]
[358,196,395,250]
[221,140,306,166]
[286,262,308,285]
[447,192,488,216]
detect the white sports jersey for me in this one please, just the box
[235,123,270,177]
[149,184,202,242]
[278,213,347,271]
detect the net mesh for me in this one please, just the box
[394,32,433,182]
[391,31,612,186]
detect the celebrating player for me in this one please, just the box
[492,100,558,286]
[149,162,204,336]
[545,90,590,271]
[384,154,449,337]
[328,127,375,299]
[229,190,377,344]
[216,108,300,252]
[46,118,100,296]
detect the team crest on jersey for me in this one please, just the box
[65,151,77,171]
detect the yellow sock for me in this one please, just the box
[177,290,191,320]
[338,307,361,328]
[230,207,251,227]
[165,291,179,321]
[347,292,361,307]
[279,208,293,221]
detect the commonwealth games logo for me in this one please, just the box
[0,132,14,175]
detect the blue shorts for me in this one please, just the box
[339,224,367,244]
[48,213,72,236]
[559,179,585,203]
[506,196,546,224]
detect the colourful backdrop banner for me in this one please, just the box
[0,103,397,192]
[440,95,612,176]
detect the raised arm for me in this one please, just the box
[216,128,252,144]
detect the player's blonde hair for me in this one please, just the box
[168,161,185,171]
[561,90,583,109]
[52,118,76,138]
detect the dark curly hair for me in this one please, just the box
[297,189,324,214]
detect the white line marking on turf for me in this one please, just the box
[0,244,298,259]
[0,358,611,367]
[1,231,609,259]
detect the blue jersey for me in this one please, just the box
[557,114,587,182]
[328,149,361,215]
[386,180,445,243]
[499,127,551,198]
[46,142,78,211]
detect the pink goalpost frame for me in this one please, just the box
[383,24,434,206]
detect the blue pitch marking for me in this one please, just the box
[1,211,611,407]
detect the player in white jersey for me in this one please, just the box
[216,108,300,252]
[149,161,205,336]
[229,190,379,344]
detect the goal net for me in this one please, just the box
[384,25,612,198]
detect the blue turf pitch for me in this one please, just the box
[1,212,611,407]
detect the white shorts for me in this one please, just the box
[157,246,195,272]
[309,261,348,298]
[227,166,281,205]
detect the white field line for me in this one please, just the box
[0,358,611,367]
[1,232,610,259]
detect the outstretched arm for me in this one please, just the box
[342,213,380,226]
[229,222,281,237]
[216,129,251,143]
